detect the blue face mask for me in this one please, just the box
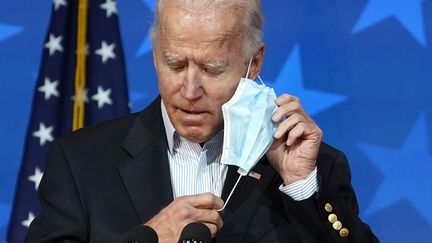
[220,60,278,176]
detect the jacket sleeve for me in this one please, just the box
[25,140,158,243]
[279,148,379,243]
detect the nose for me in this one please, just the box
[180,67,203,101]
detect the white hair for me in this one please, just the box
[149,0,263,59]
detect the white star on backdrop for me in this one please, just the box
[32,123,54,146]
[38,77,60,100]
[100,0,118,18]
[44,33,63,56]
[95,41,116,63]
[92,86,113,109]
[21,212,35,228]
[28,167,44,190]
[53,0,67,11]
[71,88,89,103]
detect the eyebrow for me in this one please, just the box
[202,61,229,69]
[163,53,185,65]
[162,52,229,69]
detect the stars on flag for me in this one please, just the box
[92,86,113,109]
[32,123,54,146]
[44,33,63,56]
[28,167,44,191]
[71,88,89,103]
[52,0,67,11]
[38,77,60,100]
[100,0,118,18]
[21,212,35,228]
[6,1,130,242]
[95,41,116,63]
[70,86,114,109]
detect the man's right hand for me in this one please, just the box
[145,193,224,242]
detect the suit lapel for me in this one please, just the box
[218,159,278,242]
[221,159,277,212]
[119,97,174,223]
[117,97,293,239]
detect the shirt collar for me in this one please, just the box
[161,99,176,154]
[161,100,224,156]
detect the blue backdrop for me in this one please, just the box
[1,0,431,242]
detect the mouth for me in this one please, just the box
[178,108,208,121]
[178,107,206,114]
[181,110,203,115]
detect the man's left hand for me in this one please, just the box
[266,94,322,185]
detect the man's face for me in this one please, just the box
[153,3,251,143]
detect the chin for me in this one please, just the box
[177,125,215,144]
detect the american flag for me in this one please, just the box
[6,0,129,242]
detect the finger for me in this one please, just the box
[203,223,218,238]
[286,123,308,146]
[272,101,302,123]
[195,209,223,230]
[268,135,285,151]
[274,94,299,106]
[186,193,224,210]
[273,113,305,139]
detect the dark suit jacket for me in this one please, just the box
[26,97,379,243]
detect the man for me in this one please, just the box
[26,0,378,242]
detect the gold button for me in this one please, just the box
[324,203,333,213]
[328,214,337,223]
[339,228,349,237]
[332,221,342,231]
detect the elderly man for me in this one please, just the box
[26,0,378,242]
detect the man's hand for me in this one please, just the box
[266,94,322,185]
[145,193,224,243]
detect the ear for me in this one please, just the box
[153,49,159,72]
[248,44,265,80]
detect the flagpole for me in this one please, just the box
[73,0,88,131]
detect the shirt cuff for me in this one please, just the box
[279,167,318,201]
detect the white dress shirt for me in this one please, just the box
[161,100,318,201]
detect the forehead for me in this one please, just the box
[157,2,246,58]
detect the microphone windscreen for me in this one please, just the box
[178,222,211,243]
[119,225,158,243]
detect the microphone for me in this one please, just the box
[119,225,158,243]
[178,222,212,243]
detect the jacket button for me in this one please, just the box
[328,213,337,224]
[339,228,349,237]
[324,203,333,213]
[332,221,342,231]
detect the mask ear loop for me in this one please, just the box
[217,59,259,212]
[217,173,243,212]
[257,75,264,85]
[245,59,253,79]
[246,58,265,85]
